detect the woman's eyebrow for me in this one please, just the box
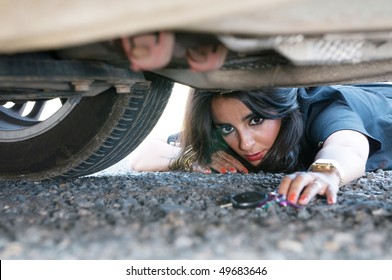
[214,113,256,126]
[242,112,256,122]
[213,122,230,127]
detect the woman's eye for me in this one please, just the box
[219,125,234,135]
[250,116,263,125]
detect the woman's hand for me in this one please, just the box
[279,130,369,206]
[192,151,249,174]
[278,171,341,205]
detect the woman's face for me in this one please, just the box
[211,96,281,167]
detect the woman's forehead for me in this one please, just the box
[211,96,252,122]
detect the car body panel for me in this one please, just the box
[1,0,392,53]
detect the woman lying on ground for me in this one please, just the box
[129,84,392,206]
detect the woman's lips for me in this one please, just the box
[245,151,265,162]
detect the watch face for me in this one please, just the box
[310,160,344,187]
[311,163,334,172]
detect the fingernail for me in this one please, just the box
[187,48,208,62]
[327,197,336,204]
[131,46,150,58]
[288,193,296,203]
[242,168,249,174]
[299,195,308,203]
[220,167,228,174]
[229,167,236,173]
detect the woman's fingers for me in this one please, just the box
[209,157,233,173]
[221,152,249,174]
[277,174,295,196]
[325,186,338,204]
[297,180,325,205]
[278,172,339,205]
[121,32,175,71]
[279,173,312,202]
[191,151,245,175]
[191,162,212,174]
[285,173,315,203]
[210,152,248,174]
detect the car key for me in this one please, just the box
[231,191,269,209]
[219,191,268,209]
[219,190,301,209]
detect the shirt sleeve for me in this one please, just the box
[167,132,181,146]
[306,99,381,155]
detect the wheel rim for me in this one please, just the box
[0,97,81,142]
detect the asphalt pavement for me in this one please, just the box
[1,167,392,259]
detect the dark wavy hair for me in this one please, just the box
[180,88,304,173]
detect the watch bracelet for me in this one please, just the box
[308,160,345,187]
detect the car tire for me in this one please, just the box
[0,73,174,180]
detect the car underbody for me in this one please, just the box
[1,0,392,179]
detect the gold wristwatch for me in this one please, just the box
[308,159,345,187]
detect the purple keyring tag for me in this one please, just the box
[258,191,302,209]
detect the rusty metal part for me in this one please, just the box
[0,56,146,101]
[154,59,392,89]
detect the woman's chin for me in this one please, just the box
[247,160,262,167]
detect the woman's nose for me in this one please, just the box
[238,131,255,151]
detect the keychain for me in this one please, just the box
[220,190,301,210]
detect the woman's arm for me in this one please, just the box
[129,138,181,171]
[129,138,246,174]
[278,130,369,205]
